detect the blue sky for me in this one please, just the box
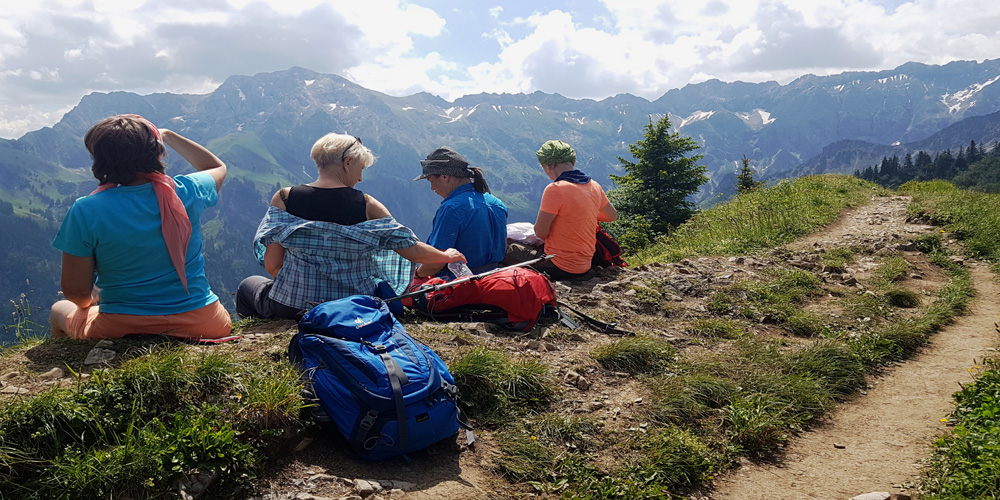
[1,0,998,139]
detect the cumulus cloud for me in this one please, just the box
[1,0,1000,138]
[0,0,441,138]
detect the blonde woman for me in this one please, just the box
[237,133,466,319]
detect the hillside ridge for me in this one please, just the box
[2,189,987,499]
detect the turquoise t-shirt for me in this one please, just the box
[52,172,220,315]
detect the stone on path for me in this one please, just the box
[84,347,116,365]
[38,367,64,381]
[850,493,890,500]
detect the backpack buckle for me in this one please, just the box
[442,381,460,399]
[359,409,379,431]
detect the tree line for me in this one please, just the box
[853,140,1000,191]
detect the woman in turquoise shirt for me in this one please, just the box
[49,115,231,340]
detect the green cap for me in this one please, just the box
[536,140,576,166]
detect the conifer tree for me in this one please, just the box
[736,155,763,193]
[609,115,707,236]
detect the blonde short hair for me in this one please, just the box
[310,133,375,169]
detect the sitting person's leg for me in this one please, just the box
[236,275,302,320]
[500,239,545,267]
[49,300,86,338]
[74,301,232,340]
[500,240,587,280]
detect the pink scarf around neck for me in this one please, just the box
[91,115,192,293]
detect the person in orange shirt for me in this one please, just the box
[502,140,618,279]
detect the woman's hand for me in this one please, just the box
[158,128,227,192]
[443,248,466,263]
[395,243,466,265]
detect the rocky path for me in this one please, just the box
[709,197,1000,500]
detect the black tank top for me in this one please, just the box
[284,185,368,225]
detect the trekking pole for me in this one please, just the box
[385,254,555,303]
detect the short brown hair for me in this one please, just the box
[85,115,165,185]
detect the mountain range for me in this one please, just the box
[4,58,1000,339]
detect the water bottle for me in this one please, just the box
[448,261,473,278]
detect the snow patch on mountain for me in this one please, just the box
[679,110,715,128]
[941,74,1000,114]
[737,109,776,130]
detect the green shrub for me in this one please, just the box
[706,293,734,315]
[648,374,739,426]
[492,428,558,483]
[912,233,945,254]
[878,320,932,358]
[842,331,904,366]
[873,256,909,285]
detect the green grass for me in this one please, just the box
[449,347,554,427]
[590,336,676,374]
[873,255,910,286]
[631,175,882,264]
[2,292,46,343]
[709,268,825,335]
[819,247,855,273]
[0,346,304,499]
[922,359,1000,499]
[883,287,921,308]
[904,180,1000,262]
[685,318,744,339]
[5,176,994,499]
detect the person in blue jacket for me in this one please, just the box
[413,147,508,279]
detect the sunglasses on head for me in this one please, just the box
[341,136,362,164]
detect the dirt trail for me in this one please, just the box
[709,201,1000,499]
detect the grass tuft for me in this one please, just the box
[591,336,676,374]
[686,318,744,339]
[883,287,921,308]
[450,347,553,427]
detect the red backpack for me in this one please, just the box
[410,267,557,331]
[592,225,627,269]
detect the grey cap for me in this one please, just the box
[414,146,472,180]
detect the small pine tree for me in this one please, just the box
[736,155,763,193]
[608,115,707,238]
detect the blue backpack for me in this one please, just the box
[289,295,473,460]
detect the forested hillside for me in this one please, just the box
[854,140,1000,191]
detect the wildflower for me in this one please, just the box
[940,418,948,423]
[530,435,537,440]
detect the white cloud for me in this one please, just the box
[1,0,999,138]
